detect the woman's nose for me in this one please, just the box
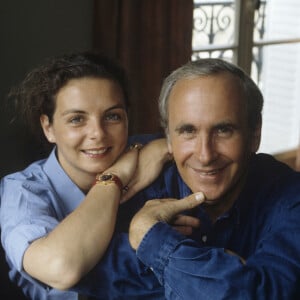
[88,120,106,140]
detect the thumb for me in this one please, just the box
[169,192,205,215]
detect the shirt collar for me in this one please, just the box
[43,148,85,214]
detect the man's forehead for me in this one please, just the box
[167,74,247,127]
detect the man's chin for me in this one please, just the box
[202,197,220,206]
[191,187,222,203]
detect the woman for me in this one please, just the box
[0,52,169,299]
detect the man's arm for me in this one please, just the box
[73,232,164,299]
[129,195,300,300]
[73,193,203,299]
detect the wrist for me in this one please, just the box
[94,173,123,193]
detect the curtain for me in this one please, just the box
[296,148,300,171]
[93,0,193,134]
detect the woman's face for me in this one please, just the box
[40,77,128,189]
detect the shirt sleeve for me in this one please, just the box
[73,233,165,299]
[0,176,59,272]
[136,212,300,300]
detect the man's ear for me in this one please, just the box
[40,114,55,143]
[251,118,262,153]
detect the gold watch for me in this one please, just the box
[94,173,123,192]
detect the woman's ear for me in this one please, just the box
[40,114,55,143]
[251,118,262,153]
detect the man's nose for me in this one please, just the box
[195,134,217,165]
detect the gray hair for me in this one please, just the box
[158,58,263,133]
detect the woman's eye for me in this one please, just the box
[216,125,234,137]
[69,116,84,124]
[105,113,122,122]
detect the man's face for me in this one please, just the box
[167,73,260,208]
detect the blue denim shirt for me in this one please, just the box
[2,133,300,299]
[76,153,300,299]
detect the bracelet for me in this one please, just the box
[94,173,123,193]
[129,142,143,150]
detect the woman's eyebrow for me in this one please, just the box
[61,109,87,116]
[61,104,126,116]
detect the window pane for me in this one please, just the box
[256,43,300,154]
[254,0,300,42]
[193,0,236,50]
[192,49,234,61]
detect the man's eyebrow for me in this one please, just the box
[213,121,239,130]
[174,123,196,131]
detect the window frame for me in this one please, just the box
[192,0,300,168]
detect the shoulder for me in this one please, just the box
[250,153,293,178]
[1,158,51,197]
[249,153,299,189]
[250,153,300,208]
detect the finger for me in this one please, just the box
[165,192,205,216]
[173,215,200,228]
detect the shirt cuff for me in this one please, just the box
[136,222,186,284]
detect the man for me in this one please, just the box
[126,59,300,299]
[70,58,300,299]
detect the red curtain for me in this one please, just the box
[93,0,193,134]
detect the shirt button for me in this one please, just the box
[150,267,154,272]
[202,235,207,243]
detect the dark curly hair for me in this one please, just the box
[8,51,130,152]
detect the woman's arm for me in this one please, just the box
[23,147,140,290]
[22,138,170,290]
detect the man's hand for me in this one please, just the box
[129,192,205,250]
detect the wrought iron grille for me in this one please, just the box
[192,0,267,82]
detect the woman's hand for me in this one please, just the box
[121,138,172,203]
[103,145,141,191]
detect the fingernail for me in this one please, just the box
[195,192,205,201]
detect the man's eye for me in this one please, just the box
[177,126,197,136]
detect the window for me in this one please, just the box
[192,0,300,155]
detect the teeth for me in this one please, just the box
[205,170,218,175]
[198,169,220,175]
[85,149,107,155]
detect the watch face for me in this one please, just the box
[100,174,113,181]
[95,173,123,192]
